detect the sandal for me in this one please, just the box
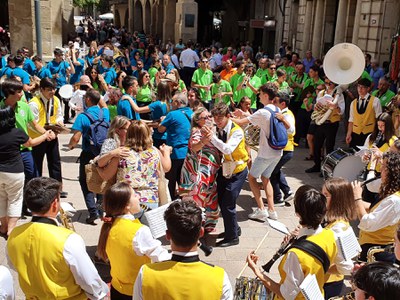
[304,155,314,161]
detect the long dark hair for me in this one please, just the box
[0,106,16,134]
[369,112,395,146]
[379,152,400,199]
[97,182,133,261]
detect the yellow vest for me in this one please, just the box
[276,229,337,300]
[28,95,61,138]
[324,220,350,283]
[367,135,398,172]
[224,122,249,174]
[106,218,150,296]
[282,109,295,151]
[141,258,225,300]
[7,222,86,300]
[352,96,377,135]
[359,191,400,245]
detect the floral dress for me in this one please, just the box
[117,146,160,209]
[180,127,221,230]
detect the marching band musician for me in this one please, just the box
[322,178,358,299]
[209,102,249,247]
[246,185,343,300]
[305,78,344,173]
[133,200,233,299]
[97,182,170,299]
[346,78,382,148]
[353,151,400,263]
[7,177,108,299]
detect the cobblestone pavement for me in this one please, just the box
[1,123,351,298]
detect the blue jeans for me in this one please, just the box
[217,167,248,240]
[21,150,38,183]
[79,150,102,217]
[270,151,293,202]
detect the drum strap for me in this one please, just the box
[289,237,331,273]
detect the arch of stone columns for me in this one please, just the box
[151,3,157,35]
[144,0,151,34]
[134,0,144,32]
[124,9,129,28]
[163,0,176,42]
[114,9,121,28]
[156,0,164,39]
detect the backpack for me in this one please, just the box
[264,106,288,150]
[82,109,110,156]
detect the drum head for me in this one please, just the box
[59,84,73,99]
[333,155,365,181]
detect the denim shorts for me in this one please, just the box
[249,156,281,178]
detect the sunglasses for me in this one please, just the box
[199,115,212,120]
[270,67,276,70]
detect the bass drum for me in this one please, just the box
[321,148,365,181]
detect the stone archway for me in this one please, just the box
[156,0,164,39]
[151,3,157,35]
[114,9,121,27]
[163,0,175,42]
[144,0,151,34]
[134,0,144,32]
[124,9,129,28]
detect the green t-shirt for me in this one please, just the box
[230,72,245,103]
[108,104,118,121]
[235,76,262,108]
[178,79,186,92]
[278,81,290,93]
[290,73,309,102]
[278,65,295,77]
[372,89,396,107]
[361,70,373,81]
[137,84,152,103]
[300,77,324,109]
[192,68,213,101]
[0,99,34,150]
[211,79,232,105]
[148,67,158,80]
[261,72,278,85]
[255,68,269,82]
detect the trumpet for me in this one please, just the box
[242,75,250,89]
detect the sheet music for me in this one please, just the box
[266,219,290,235]
[337,228,362,261]
[299,274,324,300]
[141,203,171,238]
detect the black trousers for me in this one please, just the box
[313,122,339,168]
[181,66,196,89]
[32,138,62,183]
[165,158,184,200]
[350,132,369,149]
[294,109,311,143]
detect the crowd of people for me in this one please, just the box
[0,23,400,298]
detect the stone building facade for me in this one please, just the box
[8,0,76,58]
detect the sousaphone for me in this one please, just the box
[312,43,365,125]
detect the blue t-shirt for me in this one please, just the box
[85,55,95,68]
[23,58,36,76]
[117,95,141,121]
[148,100,168,141]
[0,66,12,77]
[35,67,52,79]
[11,68,30,85]
[71,106,110,152]
[162,63,175,74]
[47,60,71,88]
[160,107,193,159]
[69,58,85,85]
[0,57,6,69]
[102,67,117,85]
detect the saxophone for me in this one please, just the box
[366,245,394,263]
[59,202,76,231]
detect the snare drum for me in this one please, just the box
[321,148,365,181]
[234,276,274,300]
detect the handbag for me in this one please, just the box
[158,161,171,205]
[85,161,116,194]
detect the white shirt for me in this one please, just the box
[247,104,283,159]
[211,119,244,155]
[358,193,400,232]
[348,93,382,122]
[133,251,233,300]
[279,225,347,300]
[212,53,222,67]
[180,48,199,68]
[282,107,295,135]
[171,54,180,69]
[68,90,86,113]
[0,266,14,300]
[119,214,171,262]
[29,92,64,124]
[6,221,108,299]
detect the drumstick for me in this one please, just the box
[237,230,270,278]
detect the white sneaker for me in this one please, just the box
[248,208,269,222]
[268,210,278,220]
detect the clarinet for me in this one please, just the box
[262,235,297,272]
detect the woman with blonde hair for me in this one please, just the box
[180,107,221,232]
[322,177,357,299]
[100,121,172,209]
[97,182,169,299]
